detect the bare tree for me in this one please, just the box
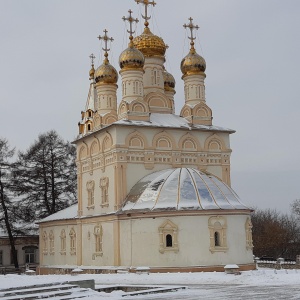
[252,208,300,259]
[0,138,19,268]
[291,199,300,216]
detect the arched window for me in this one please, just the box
[166,234,173,247]
[208,216,228,253]
[158,220,179,253]
[87,124,91,131]
[214,231,220,247]
[154,70,157,84]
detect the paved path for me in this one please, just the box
[131,284,300,299]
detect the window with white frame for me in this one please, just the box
[158,220,179,253]
[23,246,37,264]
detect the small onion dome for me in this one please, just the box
[133,27,166,57]
[163,69,175,91]
[95,59,118,84]
[119,46,145,70]
[89,64,95,80]
[181,49,206,77]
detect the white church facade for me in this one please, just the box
[38,0,255,274]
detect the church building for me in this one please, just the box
[38,0,255,274]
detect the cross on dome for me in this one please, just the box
[89,53,95,80]
[183,17,199,52]
[97,29,114,63]
[135,0,156,28]
[123,9,139,46]
[89,53,95,66]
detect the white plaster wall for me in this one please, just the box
[206,166,223,180]
[143,57,165,94]
[119,214,253,267]
[81,221,115,266]
[81,165,115,216]
[125,163,171,198]
[120,70,144,103]
[40,224,77,267]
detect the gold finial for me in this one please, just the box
[89,53,95,80]
[97,29,114,64]
[135,0,156,28]
[122,9,139,47]
[183,17,199,53]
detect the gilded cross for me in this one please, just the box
[135,0,156,27]
[183,17,199,44]
[97,29,114,53]
[89,53,95,66]
[122,9,139,38]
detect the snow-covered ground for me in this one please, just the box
[0,268,300,299]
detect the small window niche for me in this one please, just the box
[208,216,228,253]
[159,220,179,254]
[60,229,66,255]
[92,224,103,260]
[69,228,76,255]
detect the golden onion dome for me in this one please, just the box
[89,64,95,80]
[133,27,166,57]
[119,43,145,70]
[163,69,175,91]
[181,48,206,77]
[95,58,118,84]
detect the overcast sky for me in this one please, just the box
[0,0,299,213]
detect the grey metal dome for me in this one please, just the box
[122,168,250,212]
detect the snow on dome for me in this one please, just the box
[122,168,251,212]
